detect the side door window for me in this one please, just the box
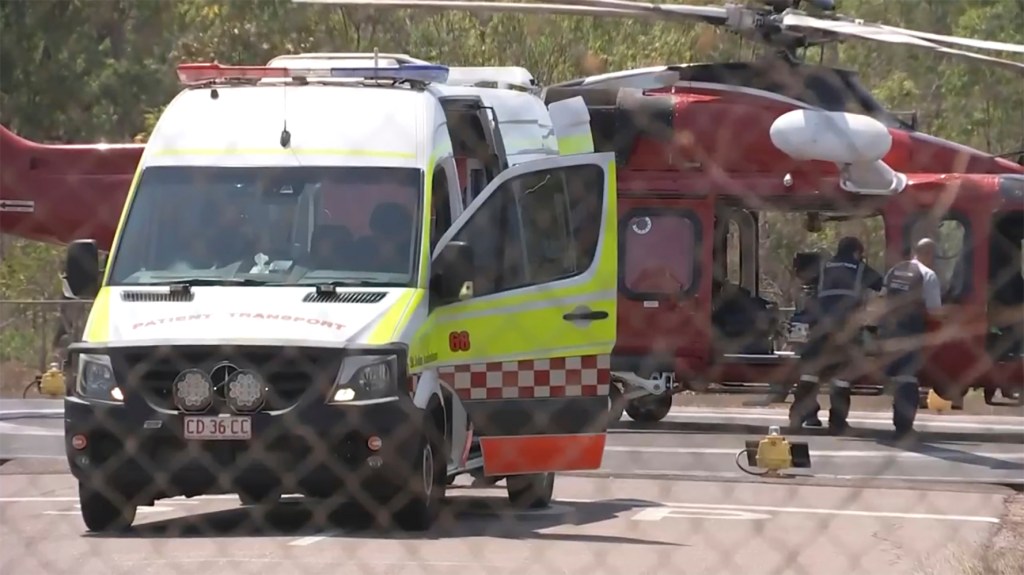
[443,164,605,300]
[446,178,524,299]
[516,165,604,287]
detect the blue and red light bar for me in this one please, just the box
[176,62,450,86]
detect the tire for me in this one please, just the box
[607,384,626,425]
[506,472,555,509]
[79,483,136,532]
[392,427,447,531]
[625,393,672,423]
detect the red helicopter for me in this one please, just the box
[2,0,1022,420]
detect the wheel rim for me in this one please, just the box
[422,443,434,497]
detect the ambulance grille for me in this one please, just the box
[120,290,195,302]
[302,291,387,304]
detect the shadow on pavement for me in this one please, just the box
[870,437,1024,472]
[85,493,680,546]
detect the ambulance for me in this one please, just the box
[60,53,620,532]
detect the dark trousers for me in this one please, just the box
[886,349,924,432]
[789,322,860,430]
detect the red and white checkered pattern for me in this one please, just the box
[438,354,612,400]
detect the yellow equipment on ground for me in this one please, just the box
[39,363,66,397]
[738,426,812,478]
[755,426,792,474]
[926,388,953,412]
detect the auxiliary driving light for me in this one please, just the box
[225,369,266,412]
[173,369,213,412]
[367,436,382,451]
[71,434,88,450]
[332,388,356,402]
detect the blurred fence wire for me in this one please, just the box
[0,6,1023,571]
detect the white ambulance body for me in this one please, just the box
[62,56,620,533]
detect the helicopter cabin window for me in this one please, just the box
[906,213,970,303]
[621,209,698,299]
[447,164,603,299]
[430,167,453,251]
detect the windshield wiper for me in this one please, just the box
[290,279,404,294]
[136,277,269,291]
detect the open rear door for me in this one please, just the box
[423,151,617,476]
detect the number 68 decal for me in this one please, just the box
[448,330,471,352]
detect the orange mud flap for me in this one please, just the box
[478,433,607,476]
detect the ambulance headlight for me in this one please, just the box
[329,355,399,403]
[76,354,123,402]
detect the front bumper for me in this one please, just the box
[64,342,421,501]
[65,396,424,500]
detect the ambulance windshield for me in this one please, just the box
[107,165,423,287]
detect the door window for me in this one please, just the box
[621,209,700,299]
[447,164,604,300]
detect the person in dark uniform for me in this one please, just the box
[789,236,884,433]
[879,238,944,440]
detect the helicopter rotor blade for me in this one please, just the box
[875,24,1024,55]
[291,0,660,20]
[537,0,728,25]
[782,13,1024,73]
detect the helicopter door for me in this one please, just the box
[616,196,710,378]
[421,151,618,476]
[902,206,990,397]
[987,209,1024,363]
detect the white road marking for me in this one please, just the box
[554,499,1002,524]
[288,530,342,546]
[0,422,63,436]
[631,506,773,521]
[1,491,1003,532]
[661,408,1024,431]
[603,446,1024,459]
[578,468,1023,486]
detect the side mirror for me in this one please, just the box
[64,239,100,299]
[430,240,475,305]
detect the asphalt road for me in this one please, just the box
[1,399,1022,575]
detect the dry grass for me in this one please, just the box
[926,494,1024,575]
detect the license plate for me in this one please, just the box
[183,416,252,440]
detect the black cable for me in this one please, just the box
[735,448,770,477]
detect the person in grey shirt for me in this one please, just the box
[878,238,944,440]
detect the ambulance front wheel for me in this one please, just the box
[625,393,672,423]
[506,472,555,509]
[78,483,136,533]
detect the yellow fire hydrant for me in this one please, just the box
[38,363,66,397]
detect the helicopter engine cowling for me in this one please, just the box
[769,109,907,195]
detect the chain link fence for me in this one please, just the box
[1,8,1024,573]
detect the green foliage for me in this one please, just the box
[0,0,1021,366]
